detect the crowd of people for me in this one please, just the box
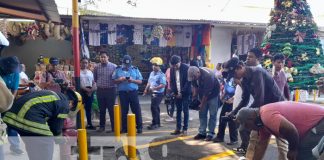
[0,46,323,160]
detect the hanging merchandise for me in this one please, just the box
[183,26,192,47]
[100,23,108,45]
[133,24,143,45]
[163,27,173,41]
[116,24,134,45]
[81,27,90,58]
[143,25,153,45]
[174,26,184,47]
[237,34,244,55]
[309,63,324,74]
[108,23,117,45]
[152,25,164,39]
[159,36,167,47]
[88,21,100,46]
[202,24,211,46]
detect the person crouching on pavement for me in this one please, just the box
[2,89,78,160]
[236,101,324,160]
[169,55,191,136]
[113,55,143,134]
[188,66,221,141]
[144,57,167,130]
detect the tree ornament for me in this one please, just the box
[263,59,272,68]
[282,0,293,8]
[309,63,324,74]
[316,48,320,55]
[298,53,309,61]
[282,43,292,57]
[294,31,306,43]
[261,43,271,55]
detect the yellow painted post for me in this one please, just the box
[114,105,121,141]
[313,90,317,102]
[78,129,88,160]
[295,89,300,102]
[80,103,85,129]
[127,114,136,160]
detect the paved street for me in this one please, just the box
[5,95,323,160]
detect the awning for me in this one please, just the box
[0,0,61,22]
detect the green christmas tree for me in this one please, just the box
[262,0,324,90]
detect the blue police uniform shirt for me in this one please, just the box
[2,72,20,91]
[112,65,143,91]
[148,70,166,94]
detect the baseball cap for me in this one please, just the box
[49,57,59,65]
[223,57,241,80]
[187,66,200,81]
[122,55,132,64]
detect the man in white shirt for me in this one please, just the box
[80,58,97,129]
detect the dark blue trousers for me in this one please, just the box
[119,90,143,131]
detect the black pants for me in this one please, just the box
[151,94,163,125]
[119,90,143,131]
[239,124,251,149]
[81,90,94,127]
[97,88,116,131]
[216,103,238,142]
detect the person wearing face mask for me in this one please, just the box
[188,66,220,141]
[113,55,143,134]
[223,57,288,160]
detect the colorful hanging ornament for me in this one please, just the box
[316,48,321,55]
[284,67,294,82]
[298,53,309,61]
[282,0,293,8]
[309,63,324,74]
[263,59,272,68]
[261,43,271,55]
[294,31,306,43]
[282,43,292,57]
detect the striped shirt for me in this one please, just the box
[94,62,117,88]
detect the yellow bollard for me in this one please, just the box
[295,89,300,102]
[313,90,317,102]
[114,105,121,141]
[80,104,86,129]
[127,114,136,160]
[78,129,88,160]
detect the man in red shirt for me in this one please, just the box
[236,101,324,160]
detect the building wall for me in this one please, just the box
[210,27,233,66]
[2,38,72,76]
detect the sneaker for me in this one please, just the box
[193,134,206,140]
[180,130,188,136]
[147,124,159,130]
[165,117,174,122]
[212,137,224,143]
[205,135,213,141]
[227,141,238,145]
[86,125,96,130]
[170,130,181,135]
[10,147,24,155]
[96,127,105,133]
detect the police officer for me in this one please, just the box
[3,89,78,160]
[144,57,166,130]
[113,55,143,134]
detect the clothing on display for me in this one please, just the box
[108,24,117,45]
[159,36,167,47]
[133,24,143,45]
[88,21,100,46]
[100,23,108,45]
[236,34,257,55]
[175,26,184,47]
[183,26,192,47]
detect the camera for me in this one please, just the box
[189,99,201,111]
[126,76,130,80]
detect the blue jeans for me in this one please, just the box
[175,96,189,131]
[0,145,4,160]
[7,127,20,150]
[198,96,219,136]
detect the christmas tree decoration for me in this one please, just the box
[263,59,272,68]
[309,63,324,74]
[262,0,324,89]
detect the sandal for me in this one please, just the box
[232,147,247,155]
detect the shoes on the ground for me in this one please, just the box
[193,134,206,140]
[180,130,188,136]
[86,125,96,130]
[96,127,105,133]
[164,117,174,122]
[137,129,143,134]
[205,135,213,141]
[212,137,224,143]
[170,130,181,135]
[147,124,159,130]
[233,146,247,155]
[10,147,24,155]
[227,141,238,145]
